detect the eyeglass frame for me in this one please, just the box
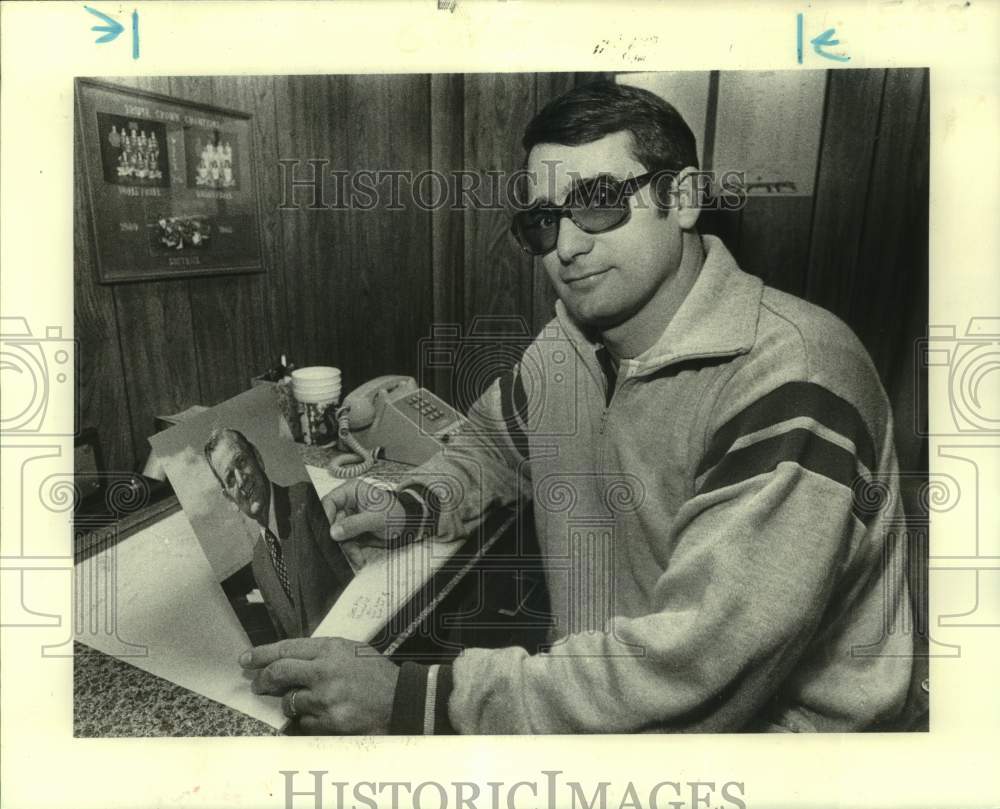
[509,170,675,257]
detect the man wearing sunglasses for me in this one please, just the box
[240,82,914,736]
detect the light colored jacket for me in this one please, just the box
[393,235,913,734]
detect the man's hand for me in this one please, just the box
[239,637,400,735]
[322,479,414,549]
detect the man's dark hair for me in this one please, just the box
[523,81,699,171]
[522,81,699,209]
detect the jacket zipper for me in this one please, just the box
[599,367,628,435]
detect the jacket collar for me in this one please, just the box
[554,235,763,379]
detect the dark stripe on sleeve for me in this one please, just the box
[400,482,443,537]
[498,370,531,461]
[389,661,429,735]
[433,664,457,735]
[698,381,876,479]
[393,489,428,545]
[697,428,874,525]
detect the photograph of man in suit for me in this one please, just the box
[204,427,354,640]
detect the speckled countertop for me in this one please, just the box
[74,643,278,737]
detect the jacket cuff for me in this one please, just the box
[389,662,456,735]
[399,483,443,538]
[393,489,430,546]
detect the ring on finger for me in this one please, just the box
[286,688,301,719]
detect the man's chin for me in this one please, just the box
[561,297,624,331]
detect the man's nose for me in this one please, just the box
[554,216,594,264]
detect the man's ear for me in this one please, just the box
[673,166,703,231]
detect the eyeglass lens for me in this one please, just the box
[513,176,635,255]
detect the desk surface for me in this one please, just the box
[74,642,277,737]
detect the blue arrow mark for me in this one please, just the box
[810,27,850,62]
[84,5,124,44]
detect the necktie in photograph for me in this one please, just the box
[263,528,292,602]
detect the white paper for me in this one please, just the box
[74,510,288,730]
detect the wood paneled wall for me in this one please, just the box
[77,70,927,483]
[76,74,437,472]
[699,68,930,476]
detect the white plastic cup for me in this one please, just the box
[291,367,341,445]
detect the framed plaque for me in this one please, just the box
[76,78,265,283]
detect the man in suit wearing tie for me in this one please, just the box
[205,427,354,639]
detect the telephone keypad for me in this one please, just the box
[405,391,448,422]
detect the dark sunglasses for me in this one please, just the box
[510,171,658,256]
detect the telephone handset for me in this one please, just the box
[328,375,468,478]
[338,375,417,431]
